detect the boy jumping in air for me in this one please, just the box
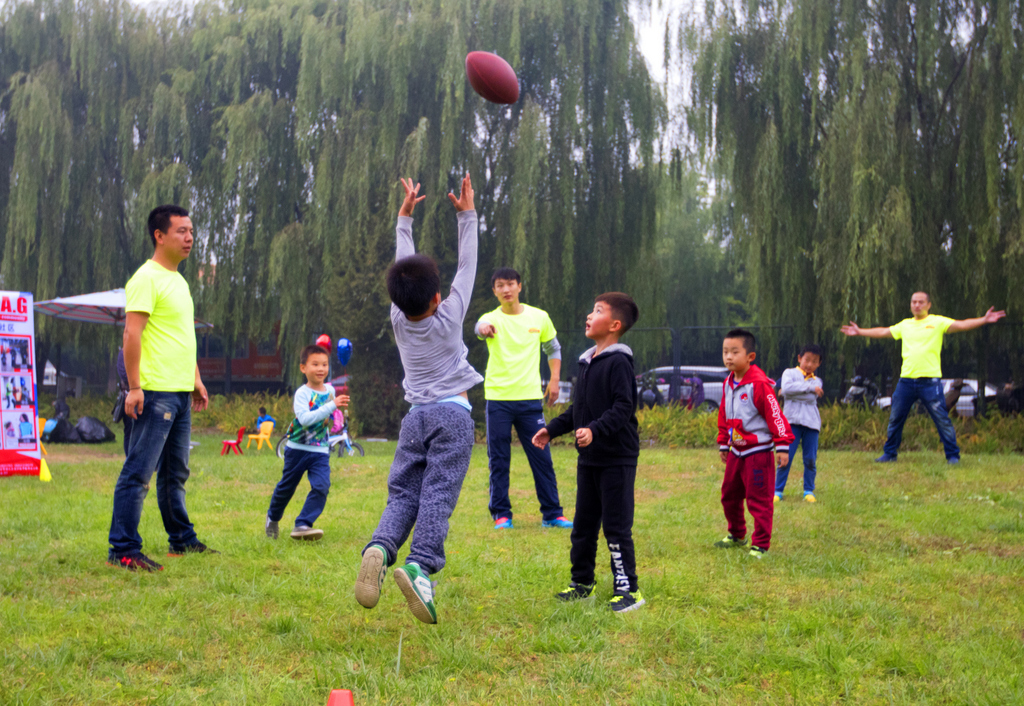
[532,293,644,612]
[716,329,793,558]
[354,174,482,625]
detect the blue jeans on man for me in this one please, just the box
[775,424,818,497]
[267,447,332,528]
[486,400,564,521]
[883,378,960,460]
[109,391,198,558]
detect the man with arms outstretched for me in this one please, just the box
[840,292,1005,464]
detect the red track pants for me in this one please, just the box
[721,450,776,550]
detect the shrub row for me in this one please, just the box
[60,393,1024,454]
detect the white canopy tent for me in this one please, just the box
[35,289,213,328]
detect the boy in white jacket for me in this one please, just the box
[776,344,823,503]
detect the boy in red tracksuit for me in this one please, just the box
[715,329,794,558]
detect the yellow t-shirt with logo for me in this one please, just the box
[889,315,954,378]
[479,304,557,401]
[125,260,197,391]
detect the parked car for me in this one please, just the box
[876,379,998,417]
[635,366,730,412]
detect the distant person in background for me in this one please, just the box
[841,292,1006,464]
[255,406,276,430]
[776,344,824,503]
[53,396,70,420]
[475,267,571,530]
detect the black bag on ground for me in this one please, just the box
[49,418,82,443]
[76,416,116,443]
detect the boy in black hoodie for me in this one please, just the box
[531,292,643,612]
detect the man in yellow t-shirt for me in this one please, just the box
[475,268,571,529]
[841,291,1006,464]
[108,205,214,572]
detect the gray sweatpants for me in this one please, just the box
[364,402,475,575]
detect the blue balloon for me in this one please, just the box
[336,338,353,366]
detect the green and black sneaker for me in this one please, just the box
[749,546,767,559]
[608,590,645,613]
[555,582,596,601]
[355,544,388,609]
[713,535,748,549]
[394,563,437,624]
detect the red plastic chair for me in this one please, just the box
[221,427,246,456]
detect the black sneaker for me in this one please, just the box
[108,553,163,572]
[608,590,645,613]
[555,582,595,601]
[167,541,220,557]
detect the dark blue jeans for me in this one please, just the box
[267,447,331,528]
[486,400,563,521]
[109,391,198,558]
[884,378,960,460]
[776,424,818,496]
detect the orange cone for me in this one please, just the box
[326,689,355,706]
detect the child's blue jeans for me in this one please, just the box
[267,447,331,528]
[775,424,818,496]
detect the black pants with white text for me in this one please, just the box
[570,463,638,593]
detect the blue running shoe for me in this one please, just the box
[493,517,513,529]
[874,454,897,463]
[542,516,573,528]
[947,457,960,465]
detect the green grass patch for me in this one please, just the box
[2,434,1023,704]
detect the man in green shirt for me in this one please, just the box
[841,291,1005,463]
[108,205,214,571]
[476,268,571,529]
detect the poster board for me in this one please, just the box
[0,291,42,478]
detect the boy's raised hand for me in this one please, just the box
[448,172,474,212]
[334,394,350,408]
[399,177,426,217]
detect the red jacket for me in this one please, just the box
[717,365,794,457]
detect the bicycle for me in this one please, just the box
[276,423,365,459]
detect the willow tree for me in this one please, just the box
[1,0,666,431]
[0,0,176,375]
[684,0,1023,374]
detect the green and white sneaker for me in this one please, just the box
[608,590,645,613]
[555,582,596,601]
[749,546,767,559]
[714,535,748,549]
[394,563,437,624]
[355,545,388,609]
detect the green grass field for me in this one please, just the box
[2,433,1022,705]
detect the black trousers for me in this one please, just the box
[570,463,638,593]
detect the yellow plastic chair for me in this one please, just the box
[38,416,48,456]
[246,421,274,450]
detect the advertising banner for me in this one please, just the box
[0,291,47,480]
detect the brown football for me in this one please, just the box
[465,51,520,105]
